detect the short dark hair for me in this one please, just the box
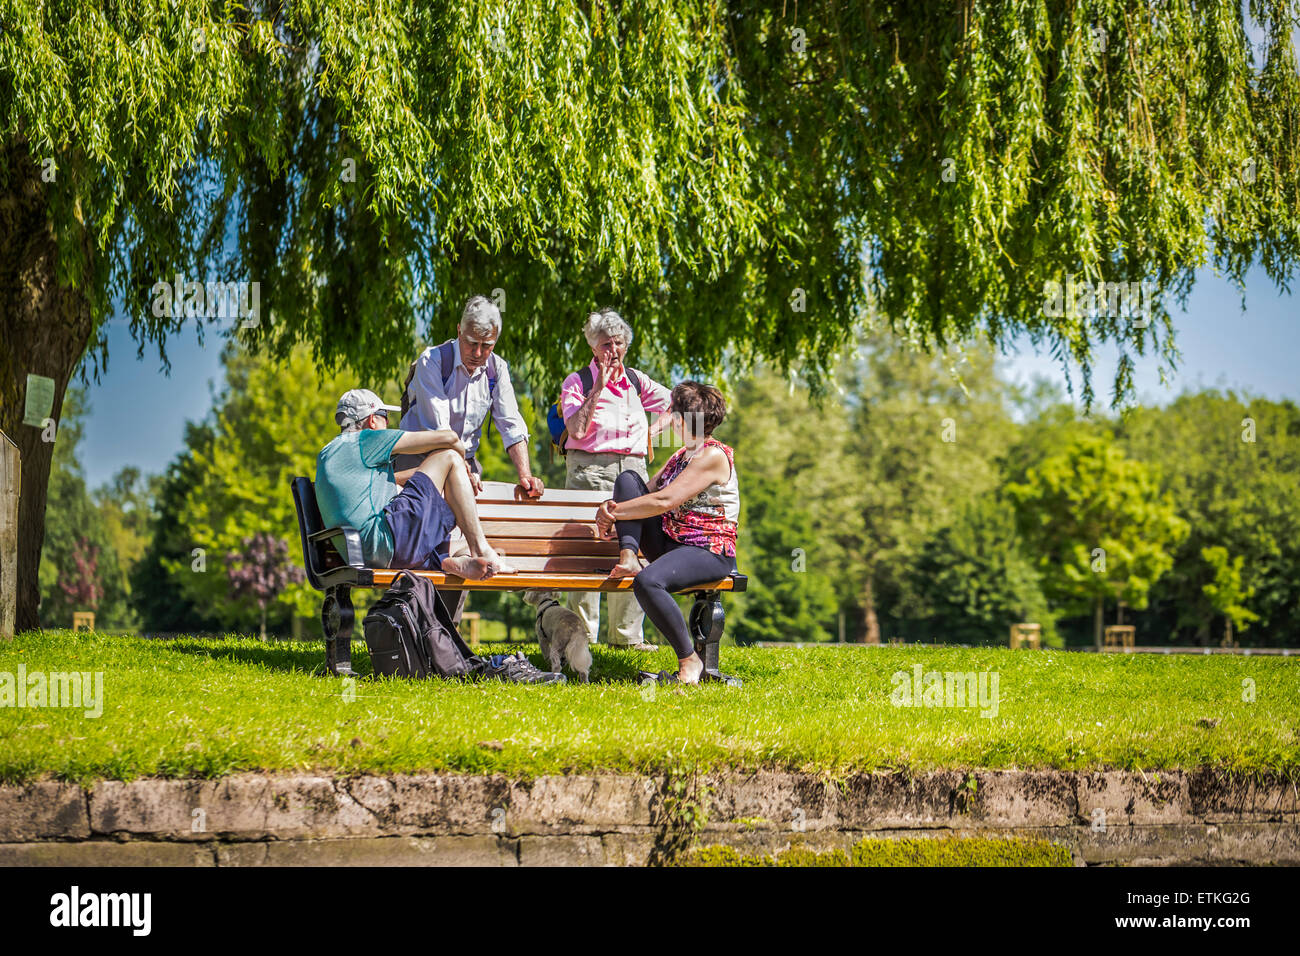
[671,381,727,437]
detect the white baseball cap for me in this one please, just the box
[335,388,401,426]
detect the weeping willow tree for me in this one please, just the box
[2,1,1298,629]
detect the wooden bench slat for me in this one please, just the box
[487,537,622,557]
[477,555,620,573]
[369,569,739,592]
[474,481,608,505]
[478,519,604,539]
[477,502,604,522]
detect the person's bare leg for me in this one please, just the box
[415,449,515,573]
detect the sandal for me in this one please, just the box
[638,669,699,685]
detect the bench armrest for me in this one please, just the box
[309,525,365,569]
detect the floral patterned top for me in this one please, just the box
[658,439,740,557]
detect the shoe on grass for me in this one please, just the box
[611,641,658,652]
[483,652,566,685]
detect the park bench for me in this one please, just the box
[290,477,747,684]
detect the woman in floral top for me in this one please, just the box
[595,382,740,683]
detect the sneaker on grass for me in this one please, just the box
[482,652,567,685]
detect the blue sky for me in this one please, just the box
[998,265,1299,410]
[77,264,1297,490]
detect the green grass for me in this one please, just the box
[0,630,1297,783]
[684,836,1074,867]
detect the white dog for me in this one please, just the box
[521,589,592,683]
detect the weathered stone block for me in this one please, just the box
[91,775,374,840]
[970,771,1077,827]
[218,835,515,866]
[1076,772,1191,826]
[508,776,653,833]
[0,781,88,841]
[834,771,968,829]
[345,774,511,834]
[517,834,603,866]
[0,840,213,866]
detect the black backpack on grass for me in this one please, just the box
[362,571,479,679]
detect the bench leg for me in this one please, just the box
[689,592,742,687]
[321,585,357,677]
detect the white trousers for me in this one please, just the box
[564,450,650,645]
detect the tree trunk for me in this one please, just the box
[1093,595,1104,650]
[259,604,267,641]
[861,576,881,645]
[0,137,96,633]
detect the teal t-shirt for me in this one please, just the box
[314,428,404,567]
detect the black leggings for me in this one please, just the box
[613,471,736,658]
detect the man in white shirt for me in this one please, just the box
[399,294,544,621]
[399,294,544,499]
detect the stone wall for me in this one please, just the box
[1,770,1297,866]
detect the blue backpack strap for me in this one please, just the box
[438,340,456,390]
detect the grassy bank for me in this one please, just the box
[1,630,1297,783]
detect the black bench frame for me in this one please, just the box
[290,476,747,683]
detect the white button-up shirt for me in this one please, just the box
[398,340,530,461]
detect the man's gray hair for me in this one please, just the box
[460,294,502,337]
[583,307,633,349]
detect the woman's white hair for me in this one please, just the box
[583,307,633,349]
[460,294,502,337]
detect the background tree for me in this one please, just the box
[226,533,305,640]
[36,386,131,628]
[58,538,101,612]
[1005,432,1189,648]
[6,1,1299,630]
[1198,545,1259,643]
[724,370,844,644]
[728,471,839,645]
[830,333,1019,641]
[899,494,1058,646]
[146,343,352,634]
[1115,390,1300,644]
[131,418,224,634]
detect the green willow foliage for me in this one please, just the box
[3,1,1298,403]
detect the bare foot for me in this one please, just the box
[441,555,495,580]
[481,547,517,576]
[608,548,641,579]
[678,653,704,684]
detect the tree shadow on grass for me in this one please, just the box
[157,637,675,684]
[157,638,363,677]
